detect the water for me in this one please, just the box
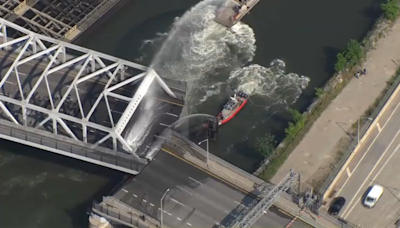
[0,0,384,227]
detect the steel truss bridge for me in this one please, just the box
[0,17,303,228]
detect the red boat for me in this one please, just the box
[217,92,249,125]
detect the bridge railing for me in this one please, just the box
[92,202,160,228]
[0,119,145,173]
[170,131,265,185]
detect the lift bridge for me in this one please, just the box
[0,18,302,228]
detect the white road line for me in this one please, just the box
[340,128,400,218]
[166,112,178,117]
[234,201,241,204]
[5,81,13,85]
[177,218,182,221]
[171,198,185,206]
[188,177,202,185]
[150,203,155,207]
[160,123,170,127]
[122,189,128,193]
[376,122,382,132]
[334,99,400,197]
[344,141,400,219]
[167,212,172,216]
[177,186,194,195]
[133,194,138,197]
[346,167,352,177]
[187,223,192,226]
[143,199,147,203]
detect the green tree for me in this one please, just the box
[381,0,400,21]
[315,87,325,98]
[255,133,276,158]
[285,109,305,140]
[335,53,347,72]
[345,39,363,67]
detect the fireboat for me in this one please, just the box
[216,92,249,125]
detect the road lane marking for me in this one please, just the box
[377,122,382,132]
[187,223,192,226]
[177,186,194,195]
[346,167,352,177]
[334,98,400,197]
[340,128,400,217]
[177,217,182,221]
[166,112,178,117]
[150,203,155,207]
[171,198,185,206]
[143,199,147,203]
[343,141,400,219]
[188,177,202,185]
[133,194,138,197]
[122,189,128,193]
[160,123,170,127]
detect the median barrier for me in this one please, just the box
[320,73,400,200]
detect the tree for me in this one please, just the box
[315,87,325,98]
[335,53,347,72]
[285,109,305,140]
[381,0,399,21]
[345,39,363,67]
[255,133,276,158]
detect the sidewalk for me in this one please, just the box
[271,20,400,190]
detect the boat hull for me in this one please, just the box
[217,99,247,125]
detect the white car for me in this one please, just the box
[364,185,384,208]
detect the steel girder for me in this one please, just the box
[229,169,299,228]
[0,18,175,156]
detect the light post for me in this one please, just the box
[160,188,170,228]
[358,117,373,144]
[198,138,209,166]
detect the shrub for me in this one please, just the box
[315,87,325,98]
[335,53,347,72]
[255,133,276,158]
[284,109,305,141]
[381,0,400,21]
[345,39,363,67]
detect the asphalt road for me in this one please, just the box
[114,150,307,228]
[327,89,400,227]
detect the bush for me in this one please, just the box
[315,87,325,98]
[255,133,276,158]
[345,39,363,67]
[381,0,400,21]
[335,53,347,72]
[284,109,305,141]
[334,40,363,73]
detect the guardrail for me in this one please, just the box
[170,131,265,185]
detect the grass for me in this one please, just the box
[258,12,398,182]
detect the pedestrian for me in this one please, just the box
[363,68,367,75]
[355,72,359,79]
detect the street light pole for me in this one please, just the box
[358,117,372,144]
[198,138,209,166]
[161,188,170,228]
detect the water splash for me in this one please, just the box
[228,60,310,109]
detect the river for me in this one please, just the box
[0,0,384,227]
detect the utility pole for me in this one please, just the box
[198,138,209,166]
[160,188,170,228]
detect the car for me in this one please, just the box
[364,184,384,208]
[328,197,346,215]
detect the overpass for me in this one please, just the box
[0,18,325,228]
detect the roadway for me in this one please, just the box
[113,150,308,228]
[327,88,400,227]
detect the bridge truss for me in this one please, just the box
[0,18,177,156]
[228,169,300,228]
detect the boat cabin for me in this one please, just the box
[214,0,260,28]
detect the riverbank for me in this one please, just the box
[264,1,400,189]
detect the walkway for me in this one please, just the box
[271,19,400,190]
